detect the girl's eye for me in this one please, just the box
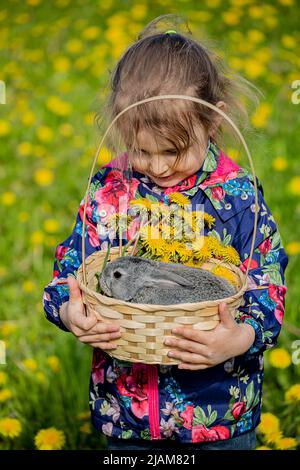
[165,150,177,156]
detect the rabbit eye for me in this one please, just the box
[113,271,122,279]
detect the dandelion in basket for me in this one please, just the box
[95,191,242,294]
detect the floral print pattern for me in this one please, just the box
[43,139,288,443]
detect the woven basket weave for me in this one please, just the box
[76,95,259,365]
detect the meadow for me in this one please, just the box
[0,0,299,450]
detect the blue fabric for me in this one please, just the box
[43,139,288,444]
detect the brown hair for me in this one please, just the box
[94,13,263,168]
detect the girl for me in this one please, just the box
[43,15,288,451]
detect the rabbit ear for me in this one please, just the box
[143,268,193,288]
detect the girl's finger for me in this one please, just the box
[168,350,209,364]
[78,332,121,343]
[164,337,208,356]
[178,363,210,370]
[89,342,118,350]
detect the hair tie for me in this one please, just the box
[164,29,177,35]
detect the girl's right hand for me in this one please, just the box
[60,276,121,350]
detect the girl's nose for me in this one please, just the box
[149,155,169,176]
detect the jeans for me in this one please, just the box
[106,429,257,451]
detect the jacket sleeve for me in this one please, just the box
[233,189,289,358]
[42,188,101,332]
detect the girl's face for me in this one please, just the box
[128,124,209,188]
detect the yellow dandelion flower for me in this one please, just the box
[66,38,83,54]
[44,219,60,234]
[35,427,66,450]
[203,213,215,228]
[272,157,288,171]
[251,103,272,128]
[275,437,297,450]
[36,126,53,143]
[0,388,12,402]
[34,168,54,186]
[78,411,90,420]
[256,446,271,450]
[18,211,29,222]
[0,418,22,438]
[0,371,7,386]
[17,142,33,156]
[30,231,44,245]
[211,266,239,286]
[258,413,280,435]
[1,192,16,206]
[53,56,70,73]
[80,422,91,434]
[288,176,300,196]
[164,240,183,258]
[36,372,47,384]
[82,26,100,40]
[47,96,72,116]
[0,322,18,337]
[22,358,38,372]
[282,35,297,49]
[59,123,73,137]
[47,355,60,373]
[285,384,300,403]
[193,238,213,261]
[249,6,264,18]
[220,245,241,266]
[22,280,35,293]
[97,146,114,167]
[129,198,154,211]
[206,237,225,258]
[0,120,11,136]
[222,10,241,26]
[168,192,190,208]
[286,241,300,255]
[143,234,165,256]
[21,111,36,126]
[264,430,283,445]
[268,348,292,368]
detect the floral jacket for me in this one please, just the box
[43,139,288,443]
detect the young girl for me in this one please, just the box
[43,15,288,451]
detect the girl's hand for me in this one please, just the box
[164,302,255,370]
[59,276,121,350]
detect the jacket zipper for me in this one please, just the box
[147,364,161,440]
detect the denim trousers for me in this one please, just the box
[106,429,257,451]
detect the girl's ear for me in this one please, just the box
[209,101,227,139]
[142,269,193,288]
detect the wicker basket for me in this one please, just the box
[76,95,259,365]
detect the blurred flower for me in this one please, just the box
[0,322,18,337]
[27,0,41,6]
[47,355,60,373]
[0,372,7,386]
[22,280,35,293]
[98,146,113,166]
[36,126,54,143]
[78,411,91,420]
[130,4,147,19]
[65,38,83,54]
[272,157,288,171]
[53,56,71,72]
[282,35,296,49]
[18,211,29,222]
[80,423,91,434]
[244,59,266,79]
[0,418,22,438]
[30,231,44,245]
[18,142,33,157]
[264,430,283,445]
[251,103,272,128]
[248,6,263,18]
[82,26,100,40]
[286,241,300,255]
[35,427,66,450]
[275,437,297,450]
[22,358,38,372]
[247,29,265,44]
[59,123,73,137]
[34,168,54,186]
[47,96,72,116]
[0,120,12,136]
[44,219,60,234]
[222,10,242,25]
[1,192,16,206]
[268,348,292,368]
[0,266,7,278]
[258,412,280,435]
[0,388,12,402]
[36,372,47,384]
[256,446,271,450]
[285,384,300,403]
[288,176,300,196]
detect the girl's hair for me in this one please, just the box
[94,13,263,168]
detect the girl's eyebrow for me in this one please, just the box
[139,146,176,152]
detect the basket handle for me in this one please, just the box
[81,95,259,288]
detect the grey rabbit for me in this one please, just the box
[98,256,236,305]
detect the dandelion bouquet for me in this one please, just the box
[96,191,241,291]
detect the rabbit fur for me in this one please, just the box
[98,256,236,305]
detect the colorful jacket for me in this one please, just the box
[43,139,288,443]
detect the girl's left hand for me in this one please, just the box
[164,302,256,370]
